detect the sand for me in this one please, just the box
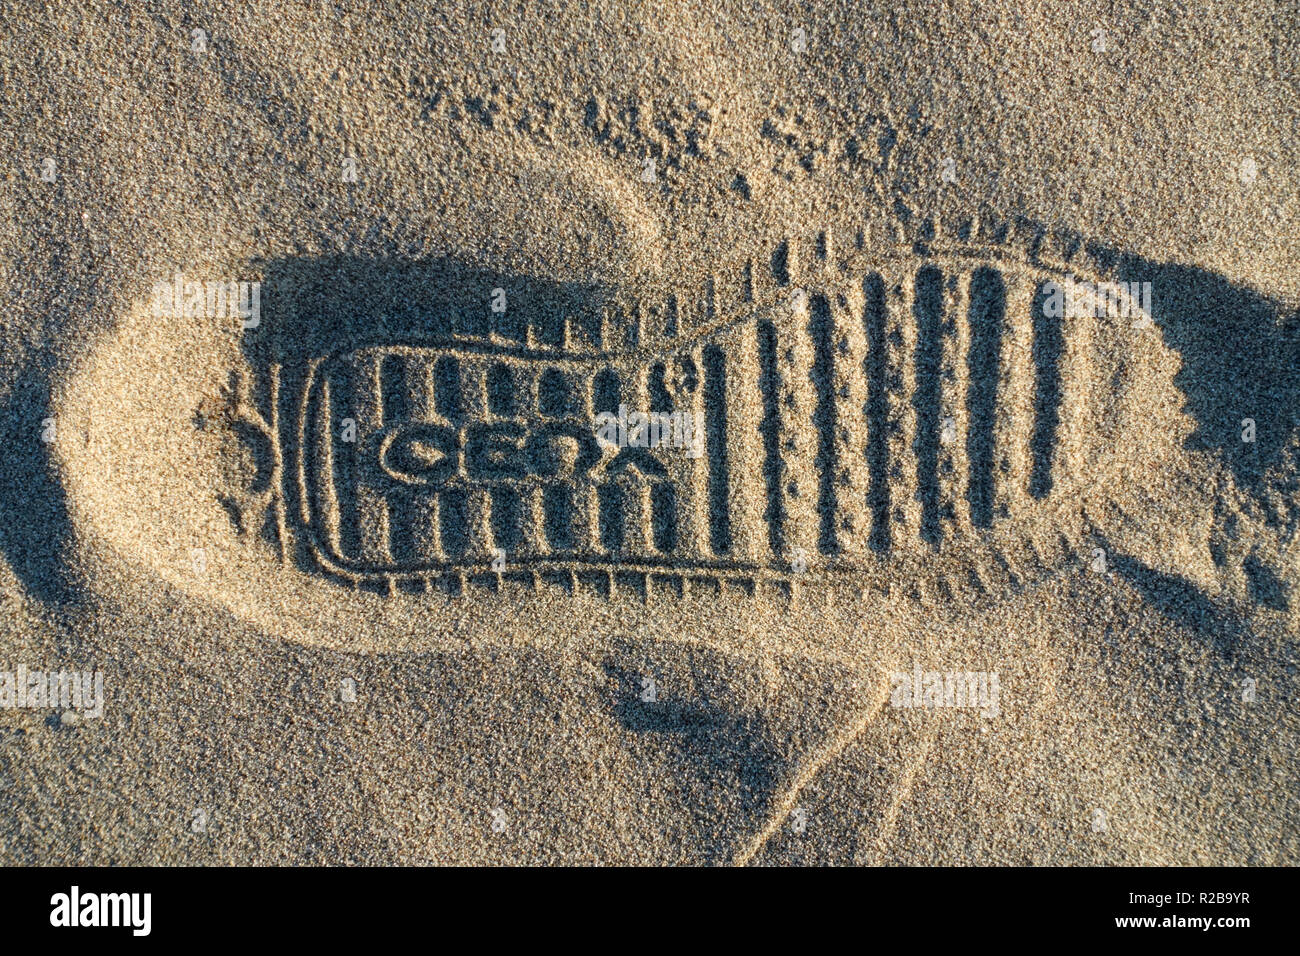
[0,0,1296,864]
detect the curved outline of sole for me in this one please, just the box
[229,208,1179,611]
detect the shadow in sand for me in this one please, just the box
[0,348,80,605]
[1103,545,1241,659]
[603,661,781,864]
[1104,245,1300,527]
[1045,231,1299,632]
[1243,552,1290,611]
[245,256,618,366]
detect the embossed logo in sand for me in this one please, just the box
[296,344,709,576]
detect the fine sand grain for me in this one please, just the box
[0,0,1296,864]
